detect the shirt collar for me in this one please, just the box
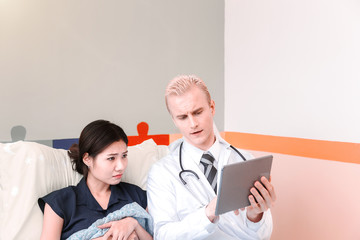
[76,178,100,210]
[182,136,221,165]
[76,177,128,211]
[108,183,129,206]
[182,140,204,165]
[207,137,221,162]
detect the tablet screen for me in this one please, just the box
[215,155,273,215]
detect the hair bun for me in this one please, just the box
[68,143,80,162]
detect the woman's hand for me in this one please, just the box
[127,231,139,240]
[98,217,138,240]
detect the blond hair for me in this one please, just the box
[165,75,211,112]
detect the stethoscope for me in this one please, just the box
[178,141,247,186]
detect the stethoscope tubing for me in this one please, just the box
[178,142,246,186]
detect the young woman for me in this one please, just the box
[38,120,153,240]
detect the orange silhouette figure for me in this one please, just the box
[128,122,169,146]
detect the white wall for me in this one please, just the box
[225,0,360,143]
[0,0,225,141]
[225,2,360,238]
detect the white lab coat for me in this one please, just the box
[147,137,273,240]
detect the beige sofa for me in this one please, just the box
[0,139,168,240]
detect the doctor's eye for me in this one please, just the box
[107,156,115,161]
[177,115,187,120]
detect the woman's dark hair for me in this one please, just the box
[68,120,128,178]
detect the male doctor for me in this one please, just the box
[147,75,276,239]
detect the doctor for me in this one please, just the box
[147,75,276,239]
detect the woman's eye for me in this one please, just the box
[108,157,115,161]
[122,154,128,159]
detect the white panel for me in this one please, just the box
[225,0,360,143]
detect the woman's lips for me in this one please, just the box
[113,174,123,179]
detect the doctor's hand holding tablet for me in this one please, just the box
[206,155,276,223]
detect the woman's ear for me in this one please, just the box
[83,153,91,167]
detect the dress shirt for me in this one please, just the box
[147,136,273,240]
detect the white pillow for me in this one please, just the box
[0,141,82,240]
[0,139,168,240]
[123,139,169,190]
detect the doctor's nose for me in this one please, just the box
[189,116,198,128]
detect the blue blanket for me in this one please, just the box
[67,202,153,240]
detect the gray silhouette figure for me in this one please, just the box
[11,125,27,142]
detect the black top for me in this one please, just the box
[38,178,147,240]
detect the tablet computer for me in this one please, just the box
[215,155,273,215]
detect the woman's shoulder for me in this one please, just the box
[38,185,77,217]
[46,185,77,199]
[39,185,75,199]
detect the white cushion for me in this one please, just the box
[123,139,169,190]
[0,139,168,240]
[0,141,82,240]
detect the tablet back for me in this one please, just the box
[215,155,273,215]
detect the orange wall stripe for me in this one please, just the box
[224,132,360,164]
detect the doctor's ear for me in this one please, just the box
[210,100,215,115]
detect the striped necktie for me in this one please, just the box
[200,152,217,194]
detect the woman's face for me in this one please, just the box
[85,140,128,186]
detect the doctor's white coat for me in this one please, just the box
[147,138,273,240]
